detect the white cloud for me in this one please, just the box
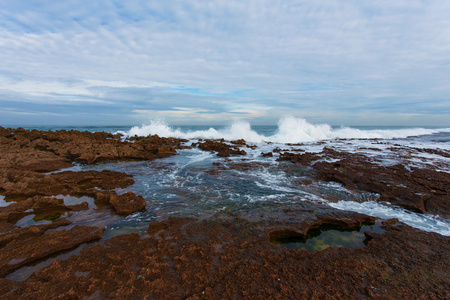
[0,0,449,126]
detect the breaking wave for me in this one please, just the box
[119,116,449,144]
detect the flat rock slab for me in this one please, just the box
[0,225,104,277]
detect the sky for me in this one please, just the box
[0,0,449,127]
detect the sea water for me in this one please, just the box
[6,117,450,236]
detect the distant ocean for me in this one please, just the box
[12,116,450,144]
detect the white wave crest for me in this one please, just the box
[272,116,445,143]
[118,116,447,144]
[119,120,265,143]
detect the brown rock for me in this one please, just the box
[0,225,103,277]
[1,210,448,299]
[261,152,273,157]
[313,154,450,217]
[195,140,247,157]
[276,151,319,163]
[0,170,135,200]
[275,147,450,217]
[230,139,247,145]
[0,127,185,172]
[0,219,72,249]
[109,192,147,215]
[0,196,70,224]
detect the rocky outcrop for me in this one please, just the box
[0,196,84,223]
[1,208,448,299]
[0,127,171,284]
[0,225,104,277]
[276,151,320,163]
[0,170,134,200]
[108,192,146,215]
[275,147,450,218]
[0,127,186,217]
[313,154,450,217]
[261,152,273,157]
[0,127,186,171]
[194,139,247,157]
[0,219,72,249]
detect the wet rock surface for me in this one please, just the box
[1,196,86,224]
[0,225,104,278]
[274,147,450,217]
[0,129,449,298]
[1,208,448,299]
[0,127,186,293]
[315,158,450,217]
[0,127,185,216]
[0,128,185,168]
[194,139,247,157]
[109,192,147,215]
[276,151,320,163]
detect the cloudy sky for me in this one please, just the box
[1,0,449,126]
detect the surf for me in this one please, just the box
[118,116,448,143]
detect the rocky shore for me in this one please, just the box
[0,127,449,299]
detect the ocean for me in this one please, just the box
[6,117,450,237]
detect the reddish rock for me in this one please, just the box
[276,151,320,163]
[274,147,450,217]
[0,170,135,200]
[0,219,72,249]
[412,147,450,158]
[313,154,450,217]
[0,225,103,277]
[230,139,247,145]
[1,210,448,299]
[109,192,147,215]
[93,191,147,215]
[195,140,247,157]
[0,196,73,224]
[0,127,449,299]
[0,127,185,171]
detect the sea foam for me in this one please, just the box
[329,200,450,236]
[119,116,448,144]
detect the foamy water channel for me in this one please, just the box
[79,127,450,237]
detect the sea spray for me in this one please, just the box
[119,120,264,142]
[118,116,447,143]
[271,116,446,143]
[272,116,335,143]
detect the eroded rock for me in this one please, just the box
[0,170,135,201]
[0,225,104,277]
[276,151,320,163]
[276,147,450,217]
[109,192,147,215]
[313,154,450,217]
[1,209,448,299]
[194,140,247,157]
[0,128,186,170]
